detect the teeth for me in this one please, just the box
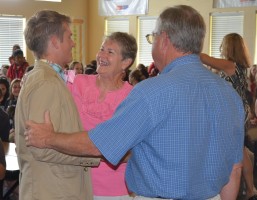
[99,60,108,66]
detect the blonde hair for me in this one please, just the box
[9,78,21,100]
[220,33,251,68]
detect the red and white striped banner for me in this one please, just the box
[213,0,257,8]
[98,0,148,16]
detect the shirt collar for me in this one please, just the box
[161,54,199,75]
[38,59,66,81]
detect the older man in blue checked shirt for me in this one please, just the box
[25,5,244,200]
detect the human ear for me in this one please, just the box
[50,35,60,49]
[122,58,133,70]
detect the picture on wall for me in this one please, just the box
[99,0,148,16]
[213,0,257,8]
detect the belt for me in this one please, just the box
[131,193,220,200]
[130,193,171,199]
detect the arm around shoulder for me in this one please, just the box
[45,131,102,157]
[26,111,102,158]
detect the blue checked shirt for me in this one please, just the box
[89,54,245,200]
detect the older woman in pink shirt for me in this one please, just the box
[68,32,137,200]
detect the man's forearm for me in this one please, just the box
[25,111,101,157]
[45,131,102,157]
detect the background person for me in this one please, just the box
[6,78,21,109]
[0,140,6,200]
[0,89,10,142]
[7,49,29,82]
[9,44,21,66]
[147,62,158,77]
[0,65,9,78]
[129,64,149,86]
[69,61,83,75]
[200,33,256,200]
[0,78,9,111]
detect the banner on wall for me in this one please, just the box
[71,19,84,63]
[99,0,148,16]
[213,0,257,8]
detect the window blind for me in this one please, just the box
[105,18,129,36]
[210,12,244,58]
[0,16,25,66]
[138,16,157,66]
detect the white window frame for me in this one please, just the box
[105,17,129,36]
[210,12,244,58]
[0,15,26,66]
[138,16,157,66]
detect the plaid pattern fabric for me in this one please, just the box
[90,55,244,199]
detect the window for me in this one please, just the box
[0,16,26,66]
[210,12,244,58]
[105,18,129,36]
[138,16,157,66]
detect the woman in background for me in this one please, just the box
[0,78,9,110]
[69,61,83,75]
[201,33,256,200]
[6,78,21,108]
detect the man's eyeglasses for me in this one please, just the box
[145,32,158,44]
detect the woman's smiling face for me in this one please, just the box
[96,39,127,78]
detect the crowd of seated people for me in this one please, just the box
[129,63,149,86]
[0,44,30,200]
[0,78,19,143]
[0,46,34,143]
[0,76,23,143]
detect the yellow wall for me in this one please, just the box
[0,0,256,65]
[87,0,257,65]
[0,0,88,65]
